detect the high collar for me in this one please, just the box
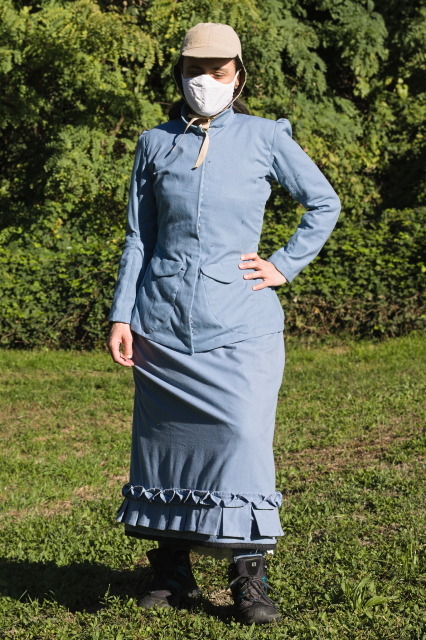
[180,102,235,130]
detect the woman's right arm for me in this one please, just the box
[107,132,157,366]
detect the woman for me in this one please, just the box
[108,22,340,625]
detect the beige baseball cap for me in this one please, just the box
[172,22,247,120]
[180,22,243,60]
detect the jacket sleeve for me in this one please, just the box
[266,118,341,282]
[108,132,158,323]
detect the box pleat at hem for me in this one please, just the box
[116,485,284,539]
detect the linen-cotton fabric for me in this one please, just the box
[117,330,285,550]
[108,104,341,354]
[110,103,340,553]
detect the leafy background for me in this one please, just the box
[0,0,424,347]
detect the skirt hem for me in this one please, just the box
[124,528,278,551]
[117,491,284,540]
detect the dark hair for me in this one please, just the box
[168,55,250,121]
[168,97,250,120]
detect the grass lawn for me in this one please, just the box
[0,333,425,639]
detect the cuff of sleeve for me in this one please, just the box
[108,311,133,324]
[267,252,298,283]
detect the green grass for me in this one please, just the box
[0,334,425,639]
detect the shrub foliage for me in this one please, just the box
[0,0,424,347]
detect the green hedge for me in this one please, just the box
[0,0,424,347]
[263,206,425,339]
[0,206,423,348]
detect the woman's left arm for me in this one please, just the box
[239,118,341,290]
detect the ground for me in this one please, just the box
[0,333,425,639]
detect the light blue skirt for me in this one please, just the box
[117,331,285,551]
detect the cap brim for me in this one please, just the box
[181,46,240,58]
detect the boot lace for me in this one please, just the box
[228,573,277,605]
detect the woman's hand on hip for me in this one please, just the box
[239,253,287,290]
[107,322,134,367]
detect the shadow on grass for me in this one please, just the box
[0,558,235,621]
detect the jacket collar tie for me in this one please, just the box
[173,113,212,169]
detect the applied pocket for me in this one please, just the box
[200,260,283,333]
[138,256,185,333]
[199,261,241,283]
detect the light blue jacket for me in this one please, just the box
[109,104,341,353]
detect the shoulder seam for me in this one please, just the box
[270,121,301,197]
[269,119,280,171]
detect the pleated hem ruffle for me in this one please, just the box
[116,483,284,538]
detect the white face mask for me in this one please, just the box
[181,70,240,117]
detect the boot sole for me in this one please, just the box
[236,608,281,625]
[238,614,281,625]
[138,588,201,610]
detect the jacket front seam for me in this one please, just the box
[188,141,207,354]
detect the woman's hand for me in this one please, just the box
[107,322,134,367]
[239,253,287,290]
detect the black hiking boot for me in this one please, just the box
[228,554,281,624]
[137,547,201,609]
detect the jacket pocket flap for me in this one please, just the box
[200,261,242,283]
[150,256,184,277]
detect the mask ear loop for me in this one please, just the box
[215,69,241,120]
